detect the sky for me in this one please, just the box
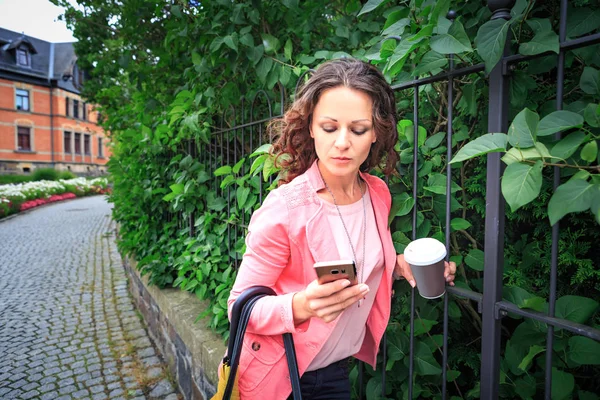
[0,0,77,43]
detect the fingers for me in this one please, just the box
[306,282,369,322]
[395,254,416,288]
[444,261,457,286]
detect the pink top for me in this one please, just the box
[307,190,384,371]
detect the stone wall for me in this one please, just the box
[124,257,225,400]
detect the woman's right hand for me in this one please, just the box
[292,279,370,324]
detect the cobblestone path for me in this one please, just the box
[0,196,181,400]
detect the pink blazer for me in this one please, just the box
[227,161,396,399]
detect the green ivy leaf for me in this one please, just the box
[568,336,600,365]
[584,103,600,128]
[579,391,600,400]
[450,133,508,164]
[385,35,424,77]
[502,146,549,166]
[414,51,448,76]
[284,38,292,61]
[465,248,484,271]
[518,345,545,372]
[391,192,415,218]
[424,173,462,195]
[382,18,410,36]
[261,33,280,54]
[256,57,273,83]
[508,108,539,148]
[521,296,547,312]
[551,368,574,400]
[580,67,600,95]
[519,31,559,56]
[526,18,553,34]
[581,140,598,162]
[430,20,473,54]
[250,143,273,157]
[537,110,584,137]
[450,218,471,231]
[391,231,411,253]
[236,186,251,209]
[566,8,600,38]
[475,18,511,73]
[555,295,599,324]
[412,319,437,336]
[246,45,264,66]
[223,34,238,52]
[502,160,543,212]
[550,131,586,160]
[279,66,291,86]
[213,165,232,177]
[548,179,595,225]
[358,0,387,17]
[239,33,254,47]
[414,341,442,375]
[232,158,245,174]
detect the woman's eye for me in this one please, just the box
[353,130,367,135]
[323,127,336,133]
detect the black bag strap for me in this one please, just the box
[223,286,302,400]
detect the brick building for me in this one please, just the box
[0,28,109,175]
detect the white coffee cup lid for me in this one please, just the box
[404,238,447,266]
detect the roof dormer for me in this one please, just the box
[2,34,38,68]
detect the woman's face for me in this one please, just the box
[310,86,376,181]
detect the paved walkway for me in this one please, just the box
[0,196,181,400]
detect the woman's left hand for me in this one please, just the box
[394,254,457,287]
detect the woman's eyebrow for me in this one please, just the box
[318,116,372,123]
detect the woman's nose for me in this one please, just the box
[334,128,350,148]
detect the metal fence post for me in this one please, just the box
[480,1,513,398]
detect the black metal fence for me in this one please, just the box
[175,1,600,398]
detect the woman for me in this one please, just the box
[227,58,456,399]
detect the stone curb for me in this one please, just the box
[124,256,225,400]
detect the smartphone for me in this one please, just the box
[313,259,358,285]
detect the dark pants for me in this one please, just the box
[287,358,351,400]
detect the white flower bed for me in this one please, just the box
[0,177,108,204]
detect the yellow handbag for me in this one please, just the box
[211,286,302,400]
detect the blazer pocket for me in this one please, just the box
[238,332,286,392]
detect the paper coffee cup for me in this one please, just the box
[404,238,447,299]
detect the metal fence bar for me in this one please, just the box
[546,1,568,397]
[442,38,456,398]
[479,3,512,398]
[496,301,600,341]
[407,86,420,400]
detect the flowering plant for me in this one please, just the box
[0,177,108,217]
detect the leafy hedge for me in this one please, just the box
[56,0,600,398]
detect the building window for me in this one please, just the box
[84,134,91,155]
[73,99,79,119]
[17,127,31,151]
[82,102,87,120]
[64,131,72,154]
[74,133,81,154]
[98,137,104,157]
[15,89,30,111]
[66,97,70,116]
[17,49,29,66]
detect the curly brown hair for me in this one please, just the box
[270,58,399,185]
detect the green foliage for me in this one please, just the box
[31,168,59,181]
[55,0,600,398]
[0,175,33,185]
[58,171,77,180]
